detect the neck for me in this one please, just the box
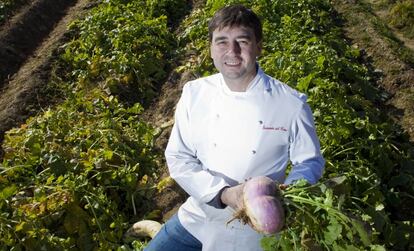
[223,64,259,92]
[223,70,258,92]
[224,78,252,92]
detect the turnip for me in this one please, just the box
[244,195,284,234]
[125,220,163,239]
[233,176,285,235]
[243,176,278,199]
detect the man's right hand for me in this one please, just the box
[220,183,245,211]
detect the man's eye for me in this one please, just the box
[238,40,249,45]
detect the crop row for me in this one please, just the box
[0,0,189,249]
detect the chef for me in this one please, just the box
[144,4,325,251]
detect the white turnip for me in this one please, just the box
[125,220,163,239]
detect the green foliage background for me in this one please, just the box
[0,0,413,250]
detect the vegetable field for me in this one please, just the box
[0,0,413,250]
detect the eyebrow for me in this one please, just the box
[213,34,252,43]
[214,36,227,42]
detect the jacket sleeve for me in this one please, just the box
[285,102,325,185]
[165,84,230,204]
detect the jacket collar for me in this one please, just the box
[219,64,270,96]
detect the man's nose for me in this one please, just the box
[228,41,241,54]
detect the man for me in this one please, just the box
[145,4,324,251]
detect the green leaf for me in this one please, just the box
[0,184,17,200]
[324,188,333,207]
[324,218,342,245]
[103,150,113,160]
[344,244,361,251]
[316,55,325,68]
[63,205,88,235]
[375,202,384,211]
[370,245,386,251]
[46,175,55,185]
[297,73,314,92]
[15,222,27,232]
[351,219,371,246]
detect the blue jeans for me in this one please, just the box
[144,213,202,251]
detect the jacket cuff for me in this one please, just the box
[206,186,229,209]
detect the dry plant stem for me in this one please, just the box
[227,208,251,226]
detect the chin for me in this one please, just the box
[223,73,243,80]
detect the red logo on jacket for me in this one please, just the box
[262,125,288,132]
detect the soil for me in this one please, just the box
[142,70,199,221]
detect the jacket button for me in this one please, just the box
[258,120,263,124]
[252,150,256,154]
[216,114,220,118]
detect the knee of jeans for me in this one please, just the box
[166,215,201,247]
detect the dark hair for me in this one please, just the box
[208,4,262,43]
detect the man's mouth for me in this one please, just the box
[225,60,241,66]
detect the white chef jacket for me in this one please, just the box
[165,66,325,251]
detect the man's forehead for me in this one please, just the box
[212,25,255,37]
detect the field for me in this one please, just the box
[0,0,413,250]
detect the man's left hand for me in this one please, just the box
[220,183,245,210]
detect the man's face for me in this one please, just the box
[210,25,261,89]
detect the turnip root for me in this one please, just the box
[233,176,285,235]
[125,220,163,239]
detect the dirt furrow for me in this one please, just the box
[0,0,78,86]
[0,0,93,144]
[372,9,414,58]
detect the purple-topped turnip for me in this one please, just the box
[232,176,285,234]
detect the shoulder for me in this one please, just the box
[181,73,221,102]
[184,73,220,92]
[265,74,308,106]
[176,73,221,113]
